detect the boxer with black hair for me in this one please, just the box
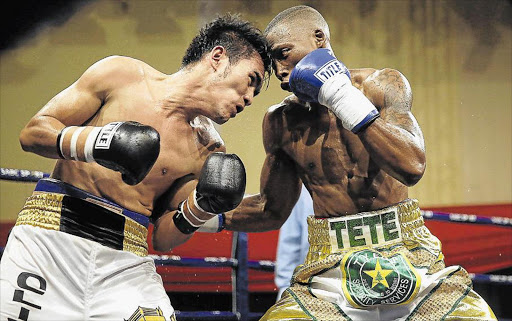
[1,14,270,320]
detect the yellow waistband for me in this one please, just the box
[16,192,149,257]
[305,199,423,264]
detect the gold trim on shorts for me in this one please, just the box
[16,192,149,257]
[305,199,428,264]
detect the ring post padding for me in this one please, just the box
[232,232,249,321]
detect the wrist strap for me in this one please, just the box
[84,127,101,162]
[218,213,225,232]
[318,73,379,133]
[56,130,65,159]
[184,196,211,223]
[70,127,86,161]
[57,126,75,159]
[57,125,101,162]
[352,110,380,133]
[196,213,225,233]
[173,201,201,234]
[192,190,218,216]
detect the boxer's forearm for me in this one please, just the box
[223,194,289,232]
[359,116,425,186]
[152,211,194,251]
[20,115,66,159]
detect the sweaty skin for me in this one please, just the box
[224,27,425,232]
[20,52,264,250]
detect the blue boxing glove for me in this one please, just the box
[289,48,379,133]
[289,48,351,102]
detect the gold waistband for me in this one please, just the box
[16,192,149,257]
[305,199,424,264]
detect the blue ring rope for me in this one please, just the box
[2,167,510,228]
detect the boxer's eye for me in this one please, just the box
[273,47,290,60]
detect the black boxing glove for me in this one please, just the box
[195,152,246,213]
[173,153,246,234]
[57,121,160,185]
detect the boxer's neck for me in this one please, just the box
[160,66,217,121]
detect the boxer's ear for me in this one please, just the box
[315,29,327,48]
[210,46,227,71]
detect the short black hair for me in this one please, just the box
[182,14,271,79]
[264,5,329,39]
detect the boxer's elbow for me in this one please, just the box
[152,234,187,252]
[401,171,423,187]
[399,158,425,187]
[264,211,288,230]
[152,240,169,253]
[19,117,45,153]
[261,205,291,231]
[151,231,170,252]
[19,127,39,154]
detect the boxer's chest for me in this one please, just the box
[153,117,223,182]
[283,107,371,183]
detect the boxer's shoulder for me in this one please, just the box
[263,98,292,151]
[348,68,411,111]
[265,97,287,124]
[265,95,301,130]
[348,68,377,88]
[85,56,160,87]
[266,95,305,116]
[191,116,225,152]
[349,68,406,87]
[364,68,407,85]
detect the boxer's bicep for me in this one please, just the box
[363,68,420,135]
[260,150,301,223]
[359,69,426,186]
[365,68,424,150]
[20,57,124,157]
[261,107,301,225]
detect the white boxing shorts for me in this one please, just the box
[0,178,175,321]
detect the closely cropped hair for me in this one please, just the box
[182,14,271,79]
[264,5,330,40]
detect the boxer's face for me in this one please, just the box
[267,25,319,91]
[209,52,264,124]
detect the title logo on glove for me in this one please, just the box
[314,59,345,83]
[95,122,123,149]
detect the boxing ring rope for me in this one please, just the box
[1,167,511,320]
[3,167,511,229]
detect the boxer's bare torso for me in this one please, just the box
[22,55,263,217]
[225,66,425,231]
[53,115,223,217]
[264,68,423,217]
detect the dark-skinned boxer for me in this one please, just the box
[202,6,496,321]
